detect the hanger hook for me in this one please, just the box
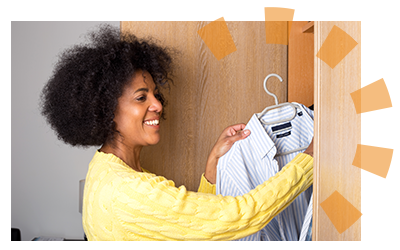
[263,73,283,105]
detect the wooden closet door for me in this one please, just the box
[121,21,288,191]
[313,21,361,240]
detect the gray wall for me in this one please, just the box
[11,21,120,241]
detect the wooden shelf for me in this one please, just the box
[302,21,314,33]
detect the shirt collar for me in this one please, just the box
[243,114,276,160]
[242,103,311,160]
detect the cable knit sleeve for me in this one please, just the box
[83,153,313,241]
[198,173,216,194]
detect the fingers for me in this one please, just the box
[229,129,250,144]
[229,123,247,132]
[226,123,247,136]
[212,124,251,160]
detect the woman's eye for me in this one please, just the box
[136,96,147,102]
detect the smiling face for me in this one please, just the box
[112,70,163,148]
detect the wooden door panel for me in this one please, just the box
[313,21,361,240]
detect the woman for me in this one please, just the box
[40,24,314,241]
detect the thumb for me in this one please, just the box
[241,129,250,137]
[230,129,250,142]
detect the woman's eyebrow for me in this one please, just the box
[133,88,149,94]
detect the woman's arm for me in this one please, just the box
[104,153,313,241]
[204,124,250,184]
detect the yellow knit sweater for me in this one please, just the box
[82,151,313,241]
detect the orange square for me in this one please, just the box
[316,25,358,68]
[197,17,237,60]
[320,191,362,234]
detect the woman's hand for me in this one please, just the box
[204,124,250,184]
[303,138,314,157]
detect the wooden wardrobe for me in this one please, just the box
[121,21,361,241]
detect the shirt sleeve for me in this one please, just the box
[198,173,216,194]
[109,153,313,241]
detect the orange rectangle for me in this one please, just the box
[264,7,294,45]
[264,7,295,21]
[350,78,392,114]
[352,144,393,178]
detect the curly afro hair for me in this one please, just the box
[40,24,174,147]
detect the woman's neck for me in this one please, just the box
[99,141,143,172]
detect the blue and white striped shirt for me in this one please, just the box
[216,103,314,241]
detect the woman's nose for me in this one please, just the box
[148,94,162,113]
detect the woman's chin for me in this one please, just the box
[147,136,161,146]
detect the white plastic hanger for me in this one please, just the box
[258,73,309,156]
[258,73,301,125]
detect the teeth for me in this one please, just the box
[144,120,159,125]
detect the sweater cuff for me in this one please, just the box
[198,173,216,194]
